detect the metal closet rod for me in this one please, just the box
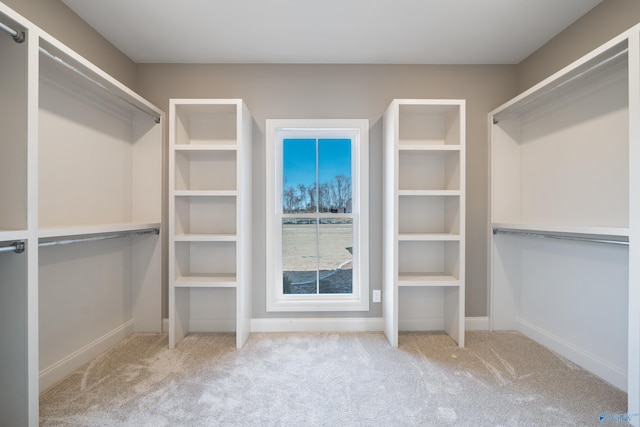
[0,241,25,254]
[0,19,25,43]
[39,228,160,248]
[493,228,629,246]
[0,228,159,254]
[39,47,161,124]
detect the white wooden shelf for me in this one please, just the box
[398,190,461,197]
[398,233,460,241]
[174,190,238,197]
[398,145,462,152]
[174,274,237,288]
[398,274,460,287]
[169,98,252,350]
[173,144,238,152]
[0,230,28,242]
[174,234,237,242]
[492,41,628,123]
[383,99,466,348]
[37,40,161,122]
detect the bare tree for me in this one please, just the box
[283,186,296,213]
[297,184,309,212]
[307,183,317,212]
[334,174,349,208]
[343,176,352,208]
[284,175,351,213]
[318,181,332,212]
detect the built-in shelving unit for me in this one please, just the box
[0,3,163,425]
[169,99,252,349]
[489,25,639,425]
[383,99,466,348]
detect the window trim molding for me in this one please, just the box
[266,119,369,312]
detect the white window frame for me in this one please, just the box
[266,119,369,312]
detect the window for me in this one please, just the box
[266,119,369,311]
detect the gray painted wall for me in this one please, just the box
[517,0,640,91]
[4,0,639,320]
[1,0,136,87]
[135,64,516,318]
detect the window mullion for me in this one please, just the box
[315,137,320,294]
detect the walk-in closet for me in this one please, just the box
[489,24,640,421]
[1,0,639,426]
[0,3,163,424]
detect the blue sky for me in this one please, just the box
[283,138,351,188]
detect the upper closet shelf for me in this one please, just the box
[0,230,28,243]
[39,39,161,123]
[492,38,628,122]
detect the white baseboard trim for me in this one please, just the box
[161,316,490,334]
[39,320,135,392]
[465,317,489,331]
[251,317,384,332]
[518,318,626,391]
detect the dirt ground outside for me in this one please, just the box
[282,223,353,293]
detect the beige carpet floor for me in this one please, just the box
[40,331,627,426]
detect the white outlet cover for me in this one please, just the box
[372,290,381,303]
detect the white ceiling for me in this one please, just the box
[61,0,603,64]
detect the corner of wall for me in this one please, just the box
[516,0,640,92]
[1,0,137,87]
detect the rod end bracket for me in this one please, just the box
[13,31,25,43]
[13,241,25,253]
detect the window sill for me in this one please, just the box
[266,296,370,312]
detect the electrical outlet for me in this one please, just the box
[372,290,381,303]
